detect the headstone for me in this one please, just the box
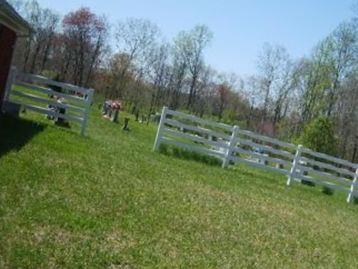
[123,117,130,131]
[111,110,119,123]
[54,99,67,125]
[153,113,161,124]
[276,163,284,169]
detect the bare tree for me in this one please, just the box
[30,8,59,73]
[147,43,170,115]
[61,8,108,87]
[256,43,292,126]
[335,75,358,160]
[21,0,42,71]
[114,18,160,98]
[168,44,187,109]
[174,25,213,109]
[326,22,357,116]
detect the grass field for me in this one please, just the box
[0,103,358,268]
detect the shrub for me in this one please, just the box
[41,70,58,79]
[322,185,334,195]
[299,116,337,155]
[301,179,316,187]
[159,143,169,155]
[158,144,221,166]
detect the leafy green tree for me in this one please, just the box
[299,117,337,155]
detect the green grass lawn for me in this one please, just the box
[0,103,357,268]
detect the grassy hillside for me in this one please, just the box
[0,105,357,268]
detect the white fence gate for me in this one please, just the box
[4,67,94,136]
[153,107,358,203]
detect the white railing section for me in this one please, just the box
[153,107,232,160]
[153,107,358,203]
[5,68,94,136]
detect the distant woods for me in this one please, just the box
[11,1,108,88]
[9,0,358,162]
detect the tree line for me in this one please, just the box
[9,0,358,162]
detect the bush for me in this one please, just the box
[299,117,337,155]
[158,144,221,166]
[41,70,58,79]
[301,179,316,187]
[159,143,169,155]
[322,186,334,195]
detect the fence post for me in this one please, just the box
[81,88,94,136]
[287,144,303,186]
[347,167,358,203]
[222,125,239,168]
[153,106,168,151]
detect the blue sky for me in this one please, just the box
[37,0,355,75]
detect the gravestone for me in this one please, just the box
[123,117,130,131]
[111,110,119,123]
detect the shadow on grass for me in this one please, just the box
[159,143,222,167]
[0,115,46,158]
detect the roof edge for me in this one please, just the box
[0,0,33,36]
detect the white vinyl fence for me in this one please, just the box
[4,67,94,135]
[153,107,358,203]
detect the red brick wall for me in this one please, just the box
[0,24,17,110]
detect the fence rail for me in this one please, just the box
[4,68,94,135]
[153,107,358,203]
